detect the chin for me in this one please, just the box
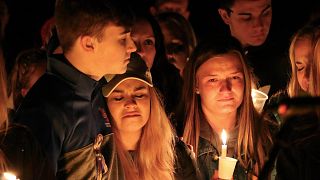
[218,105,238,113]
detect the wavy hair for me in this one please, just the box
[108,87,175,180]
[182,41,273,171]
[288,23,320,97]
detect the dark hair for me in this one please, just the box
[156,12,197,57]
[260,97,320,179]
[54,0,135,52]
[9,48,47,108]
[218,0,235,12]
[131,3,183,123]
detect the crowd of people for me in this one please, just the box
[1,0,319,179]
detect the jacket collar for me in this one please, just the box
[47,54,107,99]
[200,118,239,156]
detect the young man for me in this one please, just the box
[13,0,136,178]
[218,0,272,48]
[218,0,290,97]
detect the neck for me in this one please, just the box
[204,110,237,134]
[119,130,142,151]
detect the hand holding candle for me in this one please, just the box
[221,129,227,157]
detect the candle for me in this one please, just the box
[221,129,227,157]
[251,89,268,113]
[2,172,17,180]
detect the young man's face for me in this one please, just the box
[94,24,137,76]
[219,0,272,47]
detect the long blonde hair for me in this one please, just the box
[182,42,273,171]
[288,23,320,97]
[109,87,175,180]
[0,48,8,131]
[0,40,8,173]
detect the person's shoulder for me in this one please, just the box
[0,124,56,179]
[174,138,200,180]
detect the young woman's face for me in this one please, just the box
[107,79,151,134]
[196,53,244,115]
[294,38,312,92]
[159,22,188,76]
[131,19,156,69]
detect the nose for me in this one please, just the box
[124,98,137,109]
[220,79,232,92]
[252,17,263,28]
[135,43,146,59]
[127,37,137,53]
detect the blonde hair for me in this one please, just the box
[0,49,8,130]
[310,39,320,95]
[182,42,273,172]
[288,24,320,97]
[0,44,8,173]
[109,87,175,180]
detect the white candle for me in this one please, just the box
[2,172,17,180]
[221,129,227,157]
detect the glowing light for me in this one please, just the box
[3,172,17,180]
[221,129,227,145]
[221,129,227,157]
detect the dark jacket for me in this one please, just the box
[244,40,290,97]
[0,124,54,179]
[13,54,111,176]
[57,133,200,179]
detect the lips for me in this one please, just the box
[122,111,140,118]
[217,97,234,102]
[251,32,266,38]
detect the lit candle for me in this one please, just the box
[2,172,17,180]
[221,129,227,157]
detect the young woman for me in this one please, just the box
[103,54,199,180]
[0,44,53,179]
[260,19,320,180]
[181,40,274,179]
[156,12,197,76]
[288,21,320,97]
[130,4,184,134]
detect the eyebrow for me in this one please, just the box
[121,28,131,35]
[112,85,147,93]
[205,71,243,76]
[237,4,271,16]
[134,86,147,91]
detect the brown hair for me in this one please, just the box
[182,41,273,172]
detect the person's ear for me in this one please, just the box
[149,6,157,16]
[80,36,95,51]
[218,8,231,25]
[195,87,200,94]
[21,88,28,97]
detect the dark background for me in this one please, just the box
[2,0,319,74]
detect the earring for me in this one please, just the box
[195,88,200,94]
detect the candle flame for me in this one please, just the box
[221,129,227,145]
[3,172,17,180]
